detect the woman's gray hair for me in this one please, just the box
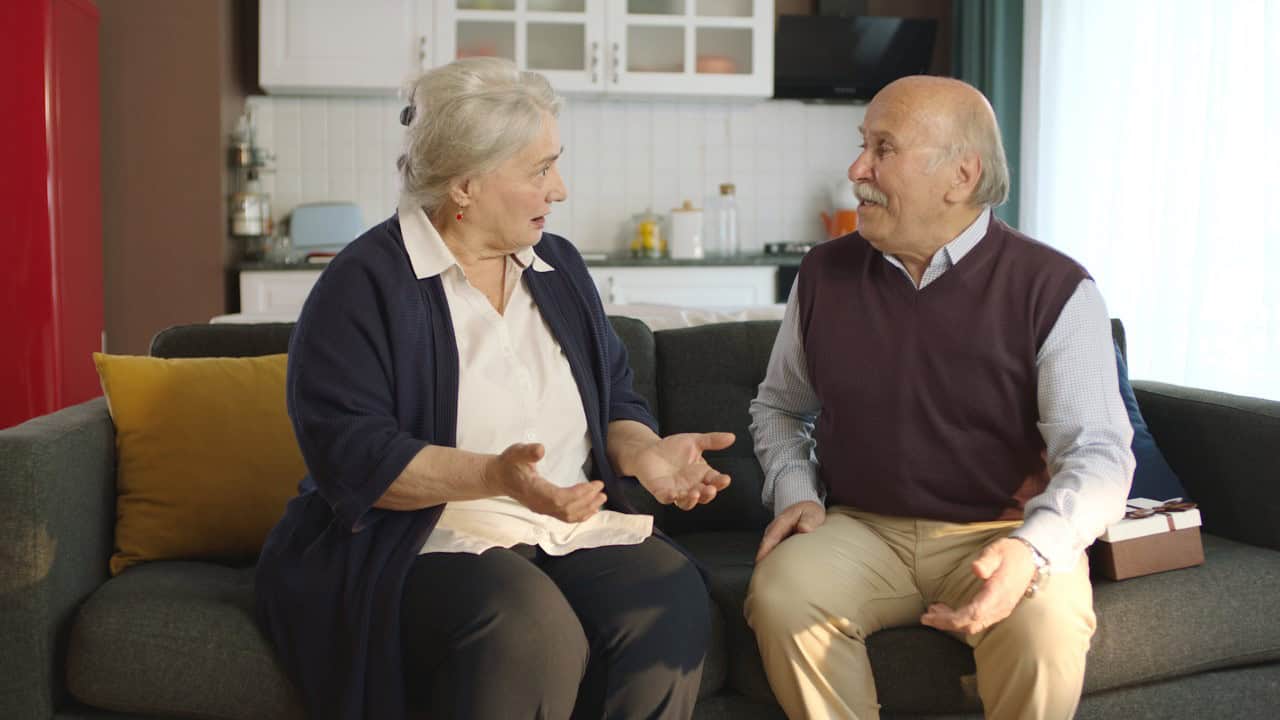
[398,57,563,214]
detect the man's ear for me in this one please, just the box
[945,151,982,204]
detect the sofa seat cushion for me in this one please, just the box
[66,562,304,720]
[677,530,1280,715]
[64,557,728,716]
[678,530,982,714]
[1086,532,1280,693]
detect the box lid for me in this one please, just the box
[1100,498,1202,543]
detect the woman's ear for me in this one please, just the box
[449,178,475,208]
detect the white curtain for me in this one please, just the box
[1022,0,1279,400]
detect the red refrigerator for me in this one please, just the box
[1,0,103,429]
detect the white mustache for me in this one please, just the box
[854,184,887,205]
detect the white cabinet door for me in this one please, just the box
[434,0,607,94]
[240,270,323,316]
[588,266,775,307]
[432,0,772,99]
[259,0,434,95]
[607,0,773,98]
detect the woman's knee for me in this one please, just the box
[481,580,590,674]
[618,544,710,657]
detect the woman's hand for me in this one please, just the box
[629,432,735,511]
[484,443,607,523]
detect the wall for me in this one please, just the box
[98,0,244,354]
[247,94,866,255]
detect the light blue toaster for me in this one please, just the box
[289,202,365,253]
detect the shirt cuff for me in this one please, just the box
[1011,509,1082,574]
[770,473,826,516]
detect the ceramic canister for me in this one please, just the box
[669,200,704,259]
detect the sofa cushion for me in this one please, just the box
[1114,342,1186,500]
[608,315,659,421]
[677,530,1280,714]
[92,353,307,574]
[64,558,726,717]
[66,562,304,720]
[654,322,781,535]
[1085,532,1280,693]
[677,531,981,714]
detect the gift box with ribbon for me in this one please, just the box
[1091,498,1204,580]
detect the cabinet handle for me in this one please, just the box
[590,41,599,84]
[419,35,428,66]
[611,41,620,84]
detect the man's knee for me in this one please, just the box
[745,550,820,633]
[981,593,1095,663]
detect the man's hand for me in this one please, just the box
[484,443,607,523]
[755,500,826,562]
[630,432,735,510]
[920,537,1039,635]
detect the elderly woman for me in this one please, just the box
[255,58,733,720]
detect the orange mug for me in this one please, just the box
[821,209,858,239]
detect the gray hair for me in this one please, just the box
[398,57,563,214]
[928,99,1011,208]
[968,105,1010,207]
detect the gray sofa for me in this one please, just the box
[3,318,1279,720]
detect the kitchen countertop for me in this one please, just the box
[238,252,806,271]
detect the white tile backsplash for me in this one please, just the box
[245,94,866,253]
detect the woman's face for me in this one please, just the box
[466,112,567,252]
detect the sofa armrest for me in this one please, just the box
[0,398,117,718]
[1133,380,1280,551]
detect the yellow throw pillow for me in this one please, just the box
[93,352,306,575]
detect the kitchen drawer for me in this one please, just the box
[587,266,776,307]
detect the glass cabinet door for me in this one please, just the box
[609,0,771,97]
[435,0,605,93]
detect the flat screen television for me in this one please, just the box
[774,15,939,101]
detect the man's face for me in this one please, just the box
[847,91,952,253]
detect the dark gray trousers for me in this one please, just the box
[400,536,709,720]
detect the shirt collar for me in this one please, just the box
[397,201,555,279]
[939,207,991,268]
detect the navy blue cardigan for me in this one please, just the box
[254,216,657,720]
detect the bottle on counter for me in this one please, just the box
[705,183,739,257]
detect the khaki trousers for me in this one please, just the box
[745,507,1096,720]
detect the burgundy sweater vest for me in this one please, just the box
[796,218,1088,522]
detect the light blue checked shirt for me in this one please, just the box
[749,209,1135,572]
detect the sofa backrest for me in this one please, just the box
[150,322,295,358]
[642,318,1129,536]
[147,317,1128,538]
[650,321,782,535]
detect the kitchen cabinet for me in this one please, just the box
[436,0,774,97]
[240,269,324,315]
[588,266,775,306]
[259,0,773,99]
[258,0,435,95]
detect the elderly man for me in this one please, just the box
[745,76,1135,720]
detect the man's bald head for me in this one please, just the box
[874,76,1010,208]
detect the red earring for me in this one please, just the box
[456,212,464,221]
